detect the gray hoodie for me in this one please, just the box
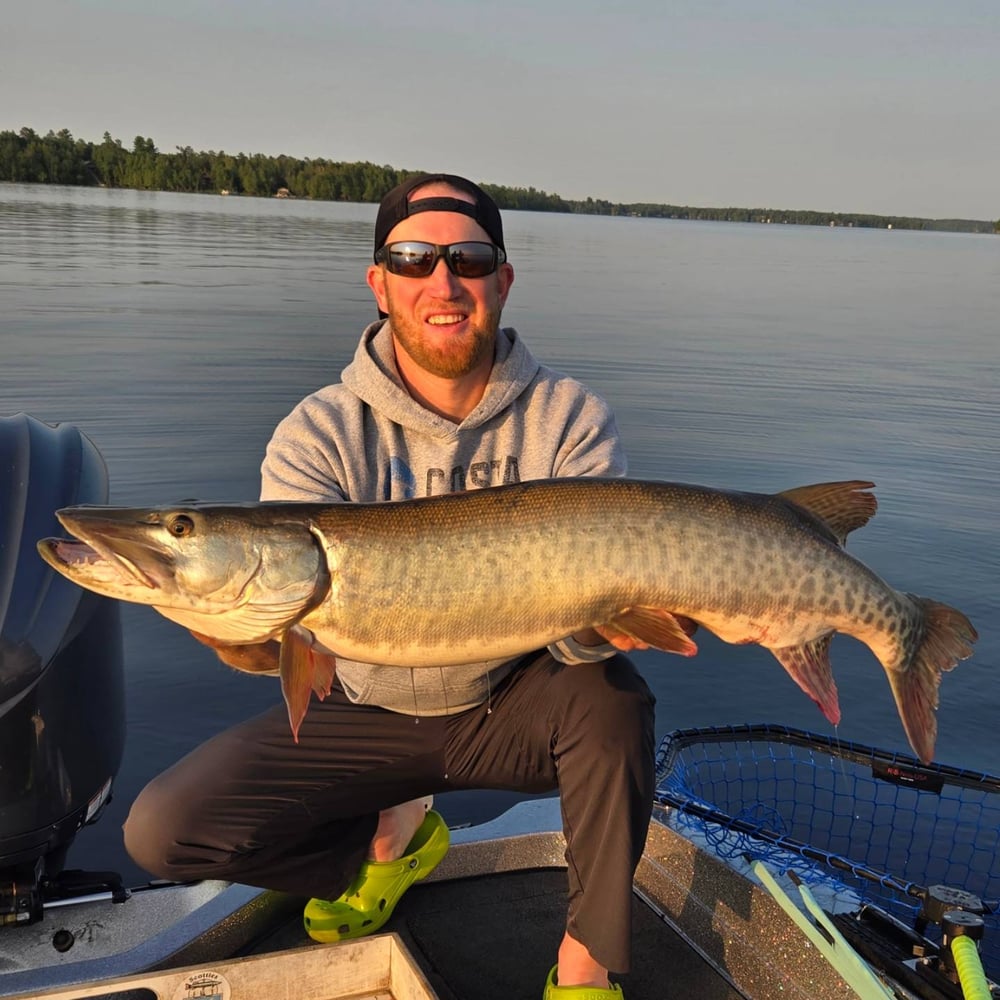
[260,320,626,714]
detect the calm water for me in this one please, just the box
[2,183,998,885]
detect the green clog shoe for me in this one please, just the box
[543,965,624,999]
[303,809,449,942]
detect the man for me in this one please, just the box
[124,174,655,998]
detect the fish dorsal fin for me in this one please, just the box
[770,635,840,724]
[609,607,699,656]
[778,481,877,546]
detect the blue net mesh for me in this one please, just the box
[655,724,1000,979]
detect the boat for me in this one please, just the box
[2,414,997,1000]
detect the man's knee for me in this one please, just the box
[123,773,218,881]
[122,777,175,879]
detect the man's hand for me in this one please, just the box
[189,631,281,675]
[574,625,648,652]
[574,614,699,653]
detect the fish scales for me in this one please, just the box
[300,480,882,666]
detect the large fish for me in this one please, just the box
[37,478,976,761]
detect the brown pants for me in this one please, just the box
[123,651,655,973]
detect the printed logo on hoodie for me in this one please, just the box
[387,457,522,498]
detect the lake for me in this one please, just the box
[1,182,997,887]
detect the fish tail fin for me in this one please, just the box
[771,634,841,724]
[887,596,977,764]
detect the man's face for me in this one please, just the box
[367,187,514,380]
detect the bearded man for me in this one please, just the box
[124,174,655,998]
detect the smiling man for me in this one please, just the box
[123,174,656,998]
[366,179,513,417]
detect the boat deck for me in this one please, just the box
[248,867,745,1000]
[2,803,863,999]
[235,804,857,1000]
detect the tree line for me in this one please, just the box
[0,128,569,212]
[2,127,996,235]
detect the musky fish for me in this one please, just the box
[37,478,976,761]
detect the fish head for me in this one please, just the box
[37,503,328,642]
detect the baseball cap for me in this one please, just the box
[373,173,505,258]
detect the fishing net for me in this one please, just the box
[654,724,1000,980]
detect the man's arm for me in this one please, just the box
[550,393,627,480]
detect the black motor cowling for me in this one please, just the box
[0,414,125,924]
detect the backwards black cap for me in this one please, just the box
[373,173,505,259]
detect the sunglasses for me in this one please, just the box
[374,241,506,279]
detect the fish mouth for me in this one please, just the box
[46,507,178,590]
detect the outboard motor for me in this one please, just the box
[0,414,125,926]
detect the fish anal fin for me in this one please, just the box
[610,607,698,656]
[770,634,841,724]
[778,481,877,546]
[279,624,336,743]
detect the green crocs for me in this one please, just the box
[543,966,624,999]
[303,809,449,943]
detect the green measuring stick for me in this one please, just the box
[751,861,895,1000]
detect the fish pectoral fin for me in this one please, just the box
[279,625,336,743]
[778,481,877,546]
[610,607,699,656]
[770,635,841,724]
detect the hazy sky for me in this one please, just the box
[6,0,998,219]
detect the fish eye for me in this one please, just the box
[167,514,195,537]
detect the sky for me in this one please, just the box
[5,0,999,220]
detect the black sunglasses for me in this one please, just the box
[374,241,506,279]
